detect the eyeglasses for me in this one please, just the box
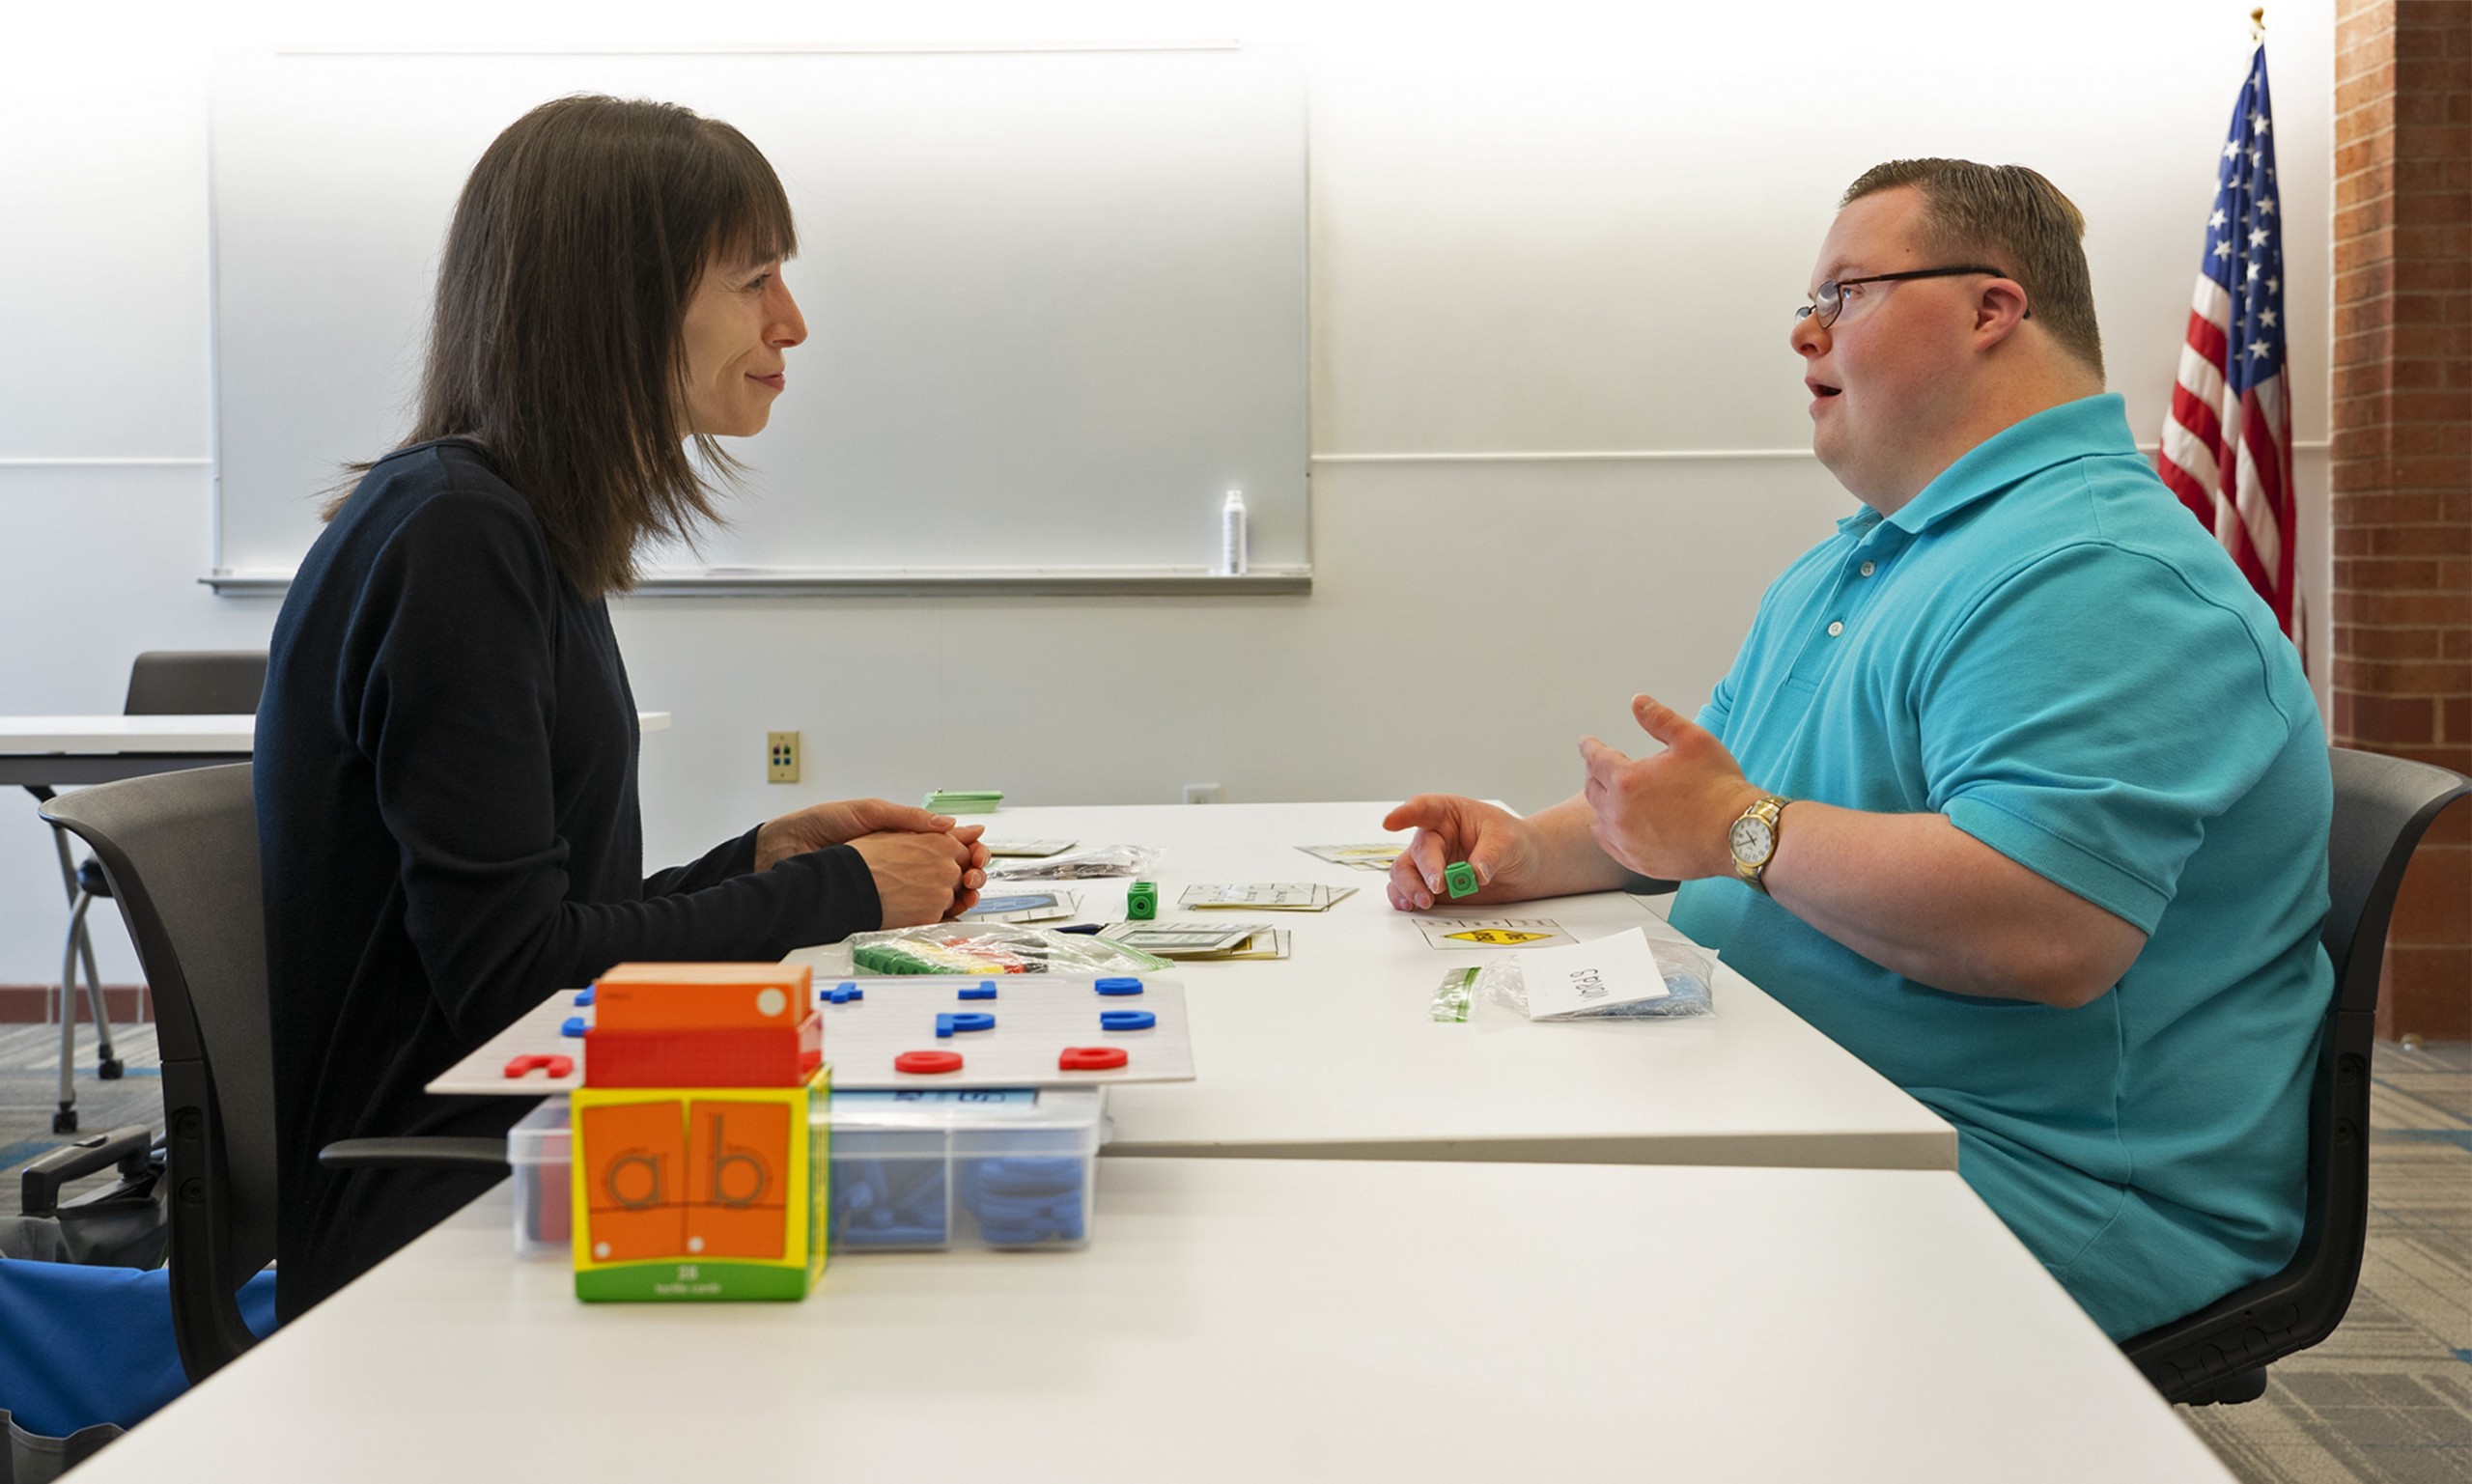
[1796,266,2025,329]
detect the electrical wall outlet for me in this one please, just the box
[1182,782,1221,805]
[767,731,801,783]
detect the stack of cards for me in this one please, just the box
[923,789,1003,813]
[1100,922,1292,962]
[1296,844,1404,873]
[958,890,1080,925]
[982,839,1075,858]
[1179,882,1356,911]
[1413,917,1573,950]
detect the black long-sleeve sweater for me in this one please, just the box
[255,438,878,1318]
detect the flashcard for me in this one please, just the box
[960,891,1079,924]
[1516,928,1671,1020]
[1180,882,1355,911]
[983,840,1076,858]
[1297,843,1403,872]
[1101,923,1260,956]
[1414,916,1573,950]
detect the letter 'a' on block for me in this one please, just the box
[1443,861,1479,899]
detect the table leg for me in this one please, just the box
[32,789,124,1120]
[78,928,118,1079]
[56,894,94,1134]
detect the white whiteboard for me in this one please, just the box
[208,46,1308,591]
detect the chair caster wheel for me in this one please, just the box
[53,1109,78,1134]
[98,1059,125,1080]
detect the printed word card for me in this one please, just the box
[1517,929,1671,1020]
[1296,843,1403,872]
[1415,917,1573,950]
[1180,882,1355,911]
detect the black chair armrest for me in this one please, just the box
[23,1125,155,1217]
[318,1137,510,1172]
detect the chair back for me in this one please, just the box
[2124,745,2469,1403]
[123,652,267,716]
[2321,747,2458,1017]
[38,764,272,1382]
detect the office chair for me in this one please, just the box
[2122,745,2471,1406]
[31,650,267,1133]
[40,764,506,1383]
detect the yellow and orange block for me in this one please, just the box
[569,963,829,1302]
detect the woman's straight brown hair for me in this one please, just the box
[327,95,797,597]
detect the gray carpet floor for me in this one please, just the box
[0,1022,163,1199]
[5,1021,2470,1477]
[2183,1039,2472,1483]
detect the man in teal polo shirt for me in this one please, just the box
[1386,158,2330,1340]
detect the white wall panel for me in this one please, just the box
[0,0,2339,982]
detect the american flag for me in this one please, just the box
[2158,43,2298,647]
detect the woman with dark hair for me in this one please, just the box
[254,95,987,1317]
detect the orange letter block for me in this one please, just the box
[578,1100,687,1264]
[684,1099,791,1259]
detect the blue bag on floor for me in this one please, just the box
[0,1260,278,1438]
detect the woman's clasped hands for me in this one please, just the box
[756,798,991,925]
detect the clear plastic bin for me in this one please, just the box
[507,1096,572,1258]
[830,1087,1104,1252]
[506,1085,1105,1258]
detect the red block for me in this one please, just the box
[583,1013,823,1088]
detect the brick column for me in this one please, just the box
[2330,0,2472,1040]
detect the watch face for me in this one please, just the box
[1730,815,1774,865]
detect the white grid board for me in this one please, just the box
[429,975,1194,1095]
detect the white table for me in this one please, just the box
[969,802,1952,1169]
[435,800,1951,1169]
[67,1160,2228,1483]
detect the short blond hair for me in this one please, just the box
[1842,159,2104,379]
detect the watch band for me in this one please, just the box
[1731,794,1792,893]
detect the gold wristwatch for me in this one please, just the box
[1728,794,1792,893]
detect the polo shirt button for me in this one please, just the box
[1860,561,1876,576]
[1827,621,1844,637]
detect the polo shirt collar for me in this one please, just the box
[1881,393,2136,535]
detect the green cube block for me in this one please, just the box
[1444,862,1479,899]
[1126,882,1158,920]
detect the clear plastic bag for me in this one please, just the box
[1430,966,1481,1022]
[988,845,1163,882]
[848,924,1171,975]
[1484,937,1719,1020]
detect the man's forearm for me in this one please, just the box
[1527,796,1672,897]
[1759,803,2144,1008]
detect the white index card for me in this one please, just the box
[1519,928,1671,1021]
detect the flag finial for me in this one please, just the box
[2252,8,2265,39]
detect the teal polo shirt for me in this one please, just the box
[1669,394,2330,1340]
